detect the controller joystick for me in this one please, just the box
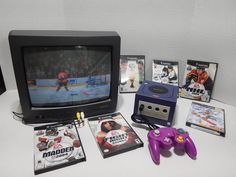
[148,127,197,164]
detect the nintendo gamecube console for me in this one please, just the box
[133,81,178,126]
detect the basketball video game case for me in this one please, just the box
[34,122,86,174]
[87,112,143,158]
[180,60,218,102]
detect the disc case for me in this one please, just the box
[186,102,225,137]
[34,122,86,174]
[180,60,218,102]
[152,60,179,86]
[88,112,143,158]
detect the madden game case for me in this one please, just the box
[186,102,225,137]
[88,112,143,158]
[34,122,86,175]
[180,60,218,102]
[119,55,145,93]
[152,60,179,86]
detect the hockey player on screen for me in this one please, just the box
[56,71,69,92]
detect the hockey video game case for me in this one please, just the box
[88,112,143,158]
[180,60,218,102]
[152,60,179,86]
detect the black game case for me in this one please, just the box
[119,55,145,93]
[88,112,143,158]
[152,60,179,86]
[180,60,218,102]
[34,122,86,175]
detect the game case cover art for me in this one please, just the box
[34,122,86,174]
[119,55,145,93]
[186,102,225,136]
[180,60,218,102]
[88,112,143,158]
[152,60,179,86]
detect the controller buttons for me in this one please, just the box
[176,135,184,142]
[154,129,160,136]
[177,129,185,134]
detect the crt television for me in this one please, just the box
[9,30,120,124]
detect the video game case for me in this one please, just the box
[186,102,225,137]
[34,122,86,175]
[119,55,145,93]
[88,112,144,158]
[152,60,179,86]
[180,60,218,102]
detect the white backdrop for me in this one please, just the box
[0,0,236,106]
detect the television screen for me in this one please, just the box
[24,46,111,107]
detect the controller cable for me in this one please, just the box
[131,104,159,130]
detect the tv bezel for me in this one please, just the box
[9,30,120,124]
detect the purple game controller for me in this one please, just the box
[148,127,197,164]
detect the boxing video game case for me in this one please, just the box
[152,60,179,86]
[34,122,86,175]
[119,55,145,93]
[186,102,225,137]
[180,60,218,102]
[87,112,144,158]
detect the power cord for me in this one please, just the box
[12,111,24,122]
